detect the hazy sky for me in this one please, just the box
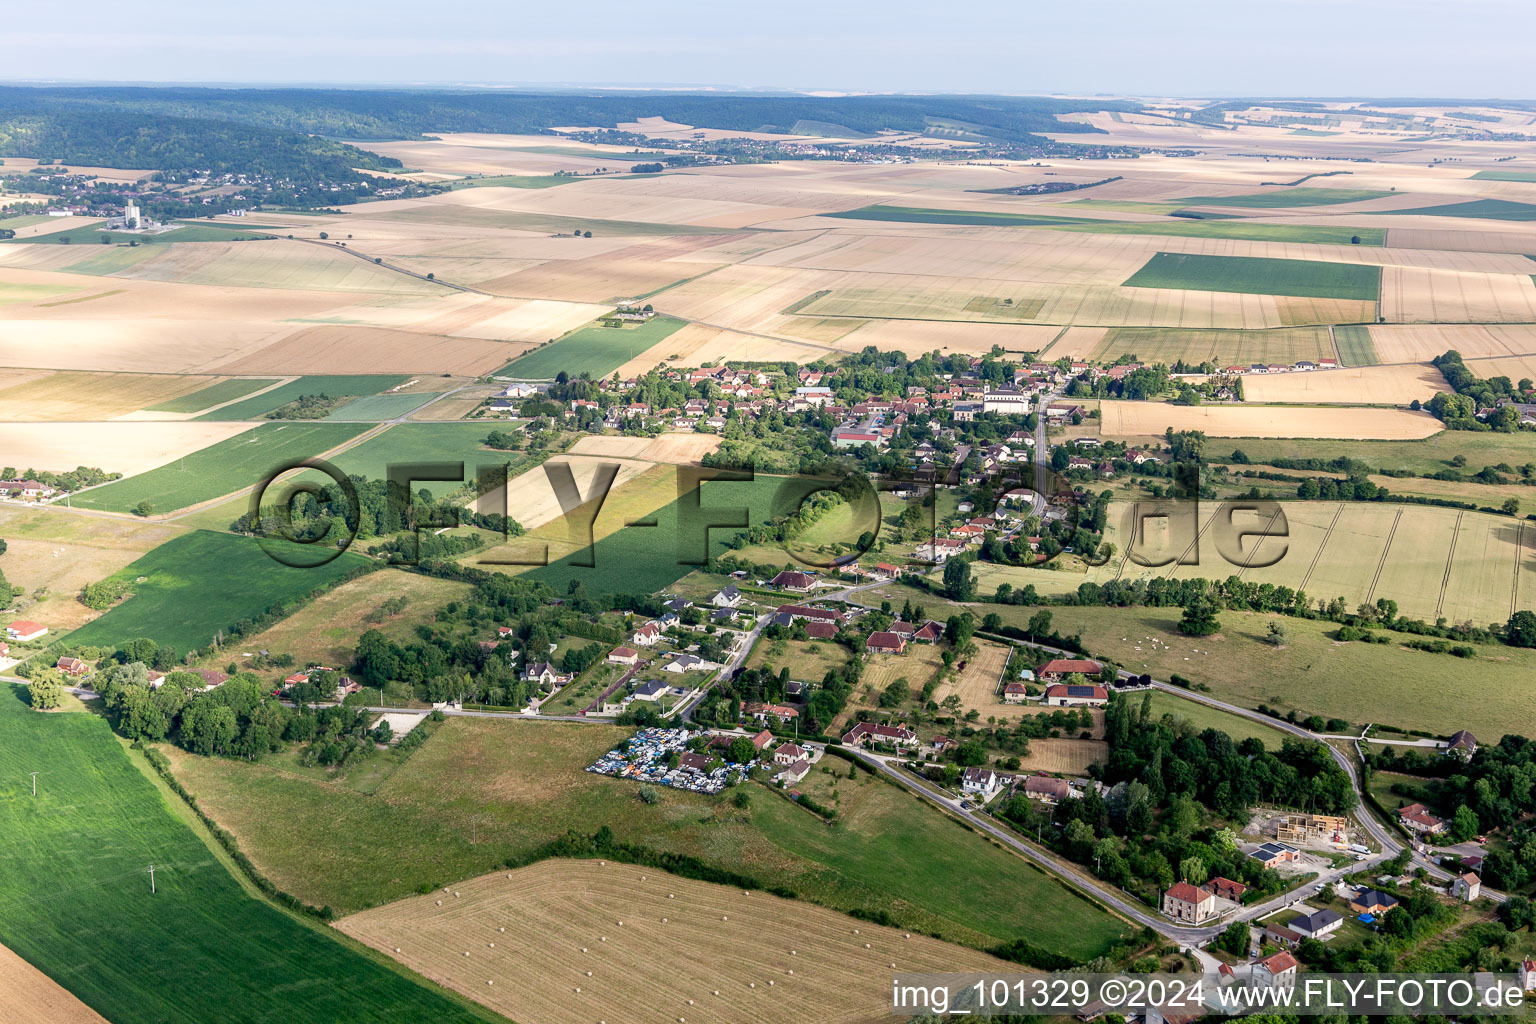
[5,0,1532,98]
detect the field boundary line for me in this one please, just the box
[1234,506,1290,577]
[1435,510,1465,618]
[1299,504,1344,593]
[1513,521,1526,618]
[1365,507,1404,605]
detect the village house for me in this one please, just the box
[1042,682,1108,707]
[774,758,811,786]
[772,742,808,766]
[1445,730,1478,760]
[866,631,907,654]
[1204,877,1247,902]
[0,480,56,500]
[1264,922,1302,949]
[804,621,837,639]
[55,656,90,676]
[1397,802,1447,835]
[770,570,816,592]
[1022,775,1073,804]
[630,680,675,703]
[1161,881,1216,923]
[1002,680,1030,703]
[630,621,663,646]
[744,702,799,723]
[1452,871,1481,902]
[1350,890,1400,916]
[1254,951,1299,984]
[961,767,1005,801]
[1248,842,1301,869]
[1036,658,1103,683]
[522,661,571,687]
[776,604,845,626]
[607,646,640,666]
[711,585,742,608]
[1289,909,1343,939]
[842,721,917,749]
[663,653,712,674]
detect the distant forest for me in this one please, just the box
[0,87,1132,149]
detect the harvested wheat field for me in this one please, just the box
[472,455,653,531]
[1096,402,1443,439]
[568,433,721,464]
[0,371,220,421]
[1381,266,1536,323]
[1018,738,1109,774]
[843,318,1060,356]
[932,640,1016,716]
[0,941,110,1024]
[1238,364,1448,404]
[336,859,1011,1024]
[213,325,524,376]
[0,421,255,475]
[1369,323,1536,362]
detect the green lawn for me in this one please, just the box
[1176,189,1392,208]
[69,422,371,514]
[1380,199,1536,221]
[822,205,1385,245]
[1471,170,1536,184]
[498,315,686,380]
[0,688,501,1024]
[1332,324,1380,366]
[1143,689,1289,748]
[985,603,1536,741]
[163,717,1130,956]
[1123,252,1382,301]
[146,377,282,414]
[64,530,370,652]
[195,374,409,421]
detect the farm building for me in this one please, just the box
[774,758,811,786]
[7,620,48,643]
[1161,881,1216,924]
[770,570,816,592]
[804,621,837,639]
[1043,683,1108,707]
[1036,658,1102,683]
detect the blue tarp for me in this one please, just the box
[1358,913,1376,924]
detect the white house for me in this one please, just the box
[711,585,742,608]
[6,620,47,643]
[1452,871,1481,902]
[631,621,663,647]
[961,767,1004,801]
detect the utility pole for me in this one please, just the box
[148,865,155,894]
[29,771,39,796]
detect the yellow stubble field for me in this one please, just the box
[337,859,1014,1024]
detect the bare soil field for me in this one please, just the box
[1238,364,1448,404]
[0,940,110,1024]
[0,420,255,475]
[336,859,1012,1024]
[1096,402,1444,439]
[0,506,184,632]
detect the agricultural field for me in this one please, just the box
[163,717,1130,955]
[195,374,410,421]
[0,688,501,1024]
[498,315,687,380]
[307,421,534,496]
[145,377,284,414]
[0,370,218,420]
[64,529,370,653]
[1331,324,1378,365]
[822,206,1385,244]
[1380,199,1536,221]
[1175,188,1394,208]
[1123,253,1382,301]
[338,859,1012,1024]
[68,421,372,514]
[1016,738,1109,773]
[1091,326,1335,365]
[0,420,256,477]
[325,391,444,421]
[1208,432,1536,477]
[931,640,1014,715]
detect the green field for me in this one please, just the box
[985,603,1536,741]
[195,374,409,421]
[65,530,369,651]
[1381,198,1536,221]
[498,315,686,380]
[518,473,787,597]
[1208,432,1536,476]
[0,225,273,245]
[447,174,578,189]
[0,688,499,1024]
[1176,188,1392,208]
[1123,252,1382,301]
[146,377,282,414]
[311,422,520,496]
[325,392,441,421]
[822,205,1385,245]
[69,422,371,514]
[163,717,1129,955]
[1332,324,1379,365]
[1471,170,1536,184]
[1092,326,1335,365]
[1143,689,1289,748]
